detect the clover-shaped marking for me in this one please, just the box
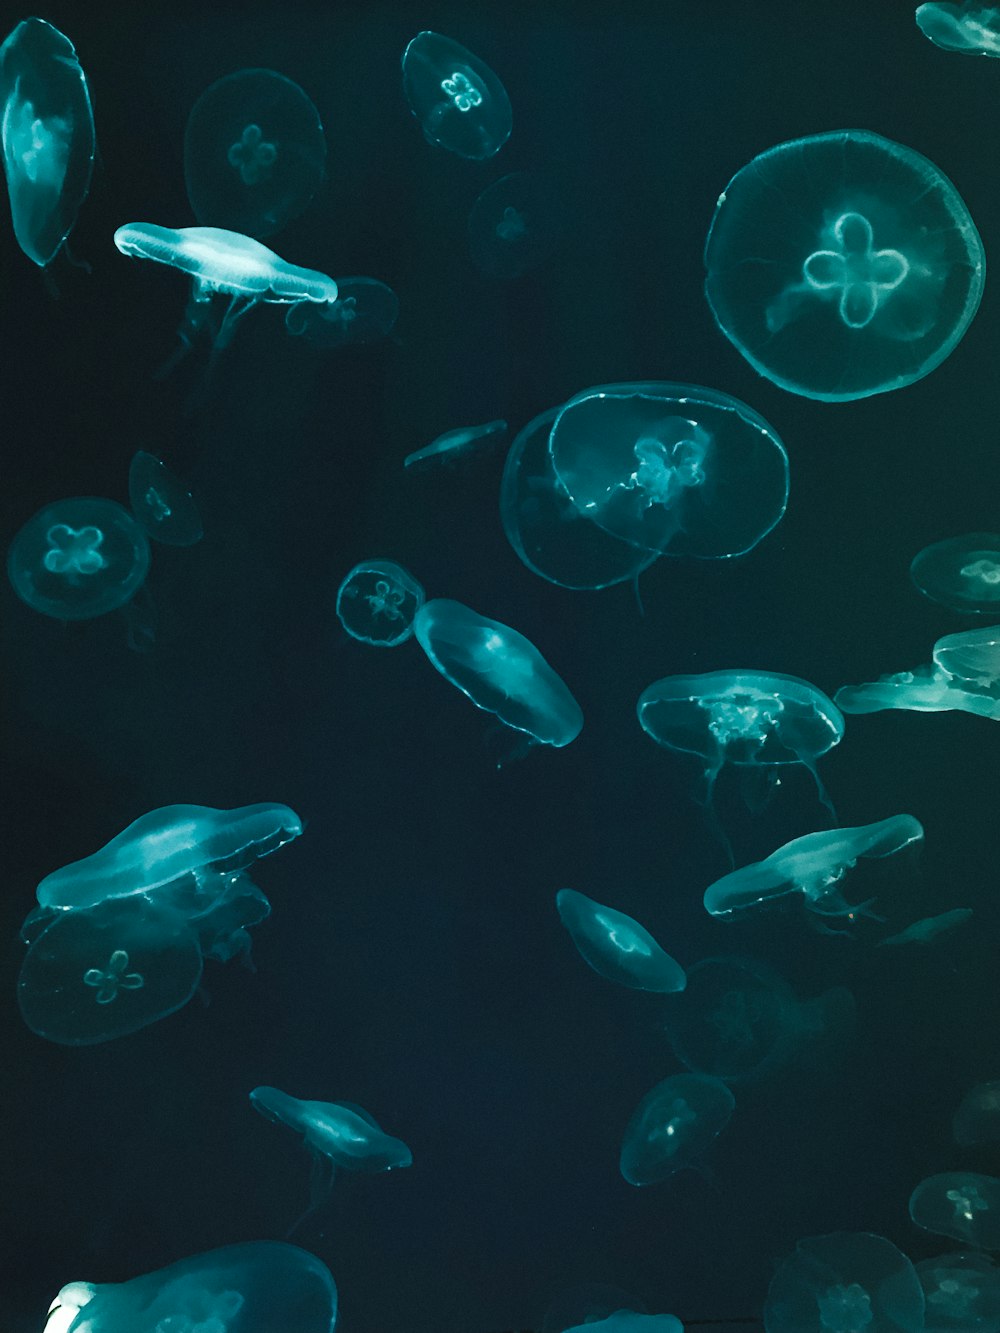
[803,212,909,329]
[440,70,482,112]
[83,950,145,1005]
[365,579,406,621]
[227,123,278,186]
[43,524,107,576]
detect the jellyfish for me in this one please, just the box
[128,451,203,546]
[543,1286,653,1333]
[837,626,1000,719]
[910,1174,1000,1249]
[41,1241,337,1333]
[911,535,1000,614]
[704,130,985,400]
[285,277,399,348]
[184,68,326,240]
[954,1082,1000,1148]
[917,1252,1000,1333]
[620,1072,734,1186]
[916,5,1000,55]
[336,559,424,648]
[0,18,94,267]
[7,497,150,621]
[564,1316,685,1333]
[403,419,507,471]
[401,31,512,160]
[414,598,583,749]
[878,908,973,949]
[555,889,686,992]
[764,1232,925,1333]
[468,172,563,279]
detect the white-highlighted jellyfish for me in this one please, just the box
[555,889,686,993]
[917,5,1000,55]
[0,18,94,267]
[404,418,507,471]
[838,625,1000,720]
[620,1072,734,1186]
[336,559,424,648]
[917,1252,1000,1333]
[878,908,973,949]
[414,598,583,749]
[765,1233,925,1333]
[184,68,326,240]
[704,130,985,400]
[128,451,203,546]
[911,535,1000,614]
[285,277,399,348]
[954,1082,1000,1147]
[402,31,512,160]
[548,383,789,557]
[7,497,150,621]
[41,1241,337,1333]
[468,172,563,279]
[910,1174,1000,1249]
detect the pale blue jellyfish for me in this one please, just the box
[404,419,507,471]
[704,131,985,400]
[285,277,399,348]
[543,1286,654,1333]
[468,172,562,279]
[128,451,203,546]
[917,1252,1000,1333]
[0,19,94,267]
[8,497,150,621]
[564,1316,685,1333]
[954,1083,1000,1147]
[911,535,1000,614]
[910,1174,1000,1249]
[555,889,686,993]
[837,625,1000,719]
[620,1072,734,1186]
[402,31,512,160]
[765,1233,925,1333]
[916,5,1000,55]
[336,559,424,647]
[878,908,973,948]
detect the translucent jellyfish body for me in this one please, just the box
[555,889,686,993]
[910,1173,1000,1249]
[402,31,512,160]
[837,625,1000,719]
[7,497,150,621]
[917,1252,1000,1333]
[916,5,1000,55]
[468,172,562,279]
[564,1316,685,1333]
[128,451,203,546]
[954,1082,1000,1147]
[911,535,1000,614]
[414,598,583,747]
[764,1232,925,1333]
[250,1087,413,1174]
[620,1072,734,1186]
[285,277,399,348]
[336,559,424,647]
[548,383,789,557]
[42,1241,337,1333]
[0,18,94,267]
[878,908,973,949]
[404,419,507,471]
[184,68,326,239]
[704,130,985,400]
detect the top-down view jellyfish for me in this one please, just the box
[555,889,687,992]
[704,130,986,400]
[184,68,327,239]
[916,4,1000,54]
[285,277,400,348]
[401,31,512,160]
[911,534,1000,614]
[916,1251,1000,1333]
[336,559,425,647]
[954,1081,1000,1147]
[0,18,95,267]
[467,172,563,279]
[619,1071,735,1186]
[127,450,204,546]
[764,1232,925,1333]
[910,1173,1000,1250]
[837,624,1000,719]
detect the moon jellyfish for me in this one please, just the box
[0,18,94,267]
[917,1253,1000,1333]
[910,1174,1000,1249]
[404,419,507,471]
[765,1233,925,1333]
[402,31,511,160]
[954,1083,1000,1147]
[184,68,326,240]
[620,1072,734,1186]
[336,559,424,647]
[838,625,1000,719]
[414,598,583,748]
[128,451,203,546]
[878,908,973,948]
[911,535,1000,614]
[285,277,399,348]
[468,172,562,279]
[916,5,1000,55]
[41,1241,337,1333]
[555,889,686,993]
[704,130,985,400]
[8,497,150,621]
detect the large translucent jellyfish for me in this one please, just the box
[878,908,973,949]
[336,559,424,648]
[128,451,203,546]
[837,625,1000,720]
[548,383,789,557]
[555,889,686,993]
[704,131,985,400]
[41,1241,337,1333]
[468,172,563,279]
[619,1072,734,1186]
[414,599,583,748]
[910,1173,1000,1249]
[401,31,512,160]
[911,535,1000,615]
[7,497,150,621]
[764,1232,925,1333]
[184,68,326,239]
[954,1083,1000,1147]
[916,5,1000,55]
[917,1252,1000,1333]
[404,419,507,472]
[285,277,399,348]
[0,19,94,267]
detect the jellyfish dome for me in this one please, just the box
[402,31,512,160]
[916,1252,1000,1333]
[336,559,424,647]
[704,130,985,400]
[556,889,686,992]
[916,5,1000,56]
[954,1081,1000,1147]
[933,625,1000,688]
[128,451,203,546]
[250,1087,413,1173]
[620,1072,734,1186]
[764,1232,925,1333]
[911,534,1000,614]
[468,172,563,279]
[910,1173,1000,1249]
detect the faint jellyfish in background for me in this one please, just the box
[917,1252,1000,1333]
[402,31,512,160]
[704,130,985,400]
[555,889,686,993]
[954,1082,1000,1147]
[620,1072,734,1186]
[336,559,424,647]
[764,1233,925,1333]
[911,535,1000,614]
[916,4,1000,55]
[0,19,94,267]
[286,277,399,348]
[468,172,563,279]
[184,68,326,239]
[878,908,973,949]
[128,451,203,546]
[403,418,507,471]
[910,1174,1000,1249]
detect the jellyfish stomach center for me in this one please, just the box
[929,1277,980,1312]
[2,88,69,187]
[700,691,784,750]
[440,70,483,112]
[708,990,763,1048]
[145,486,173,521]
[478,630,535,698]
[227,122,278,186]
[961,557,1000,586]
[496,207,527,242]
[802,210,909,329]
[43,524,108,577]
[816,1282,874,1333]
[648,1098,697,1148]
[363,579,407,621]
[948,1185,990,1222]
[625,424,708,510]
[82,949,145,1004]
[593,913,652,957]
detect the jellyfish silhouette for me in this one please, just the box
[336,559,425,647]
[468,172,563,279]
[910,1174,1000,1249]
[916,1251,1000,1333]
[916,5,1000,56]
[911,535,1000,615]
[764,1232,925,1333]
[620,1072,734,1186]
[555,889,686,992]
[402,31,512,160]
[128,451,203,546]
[286,277,399,348]
[404,419,507,471]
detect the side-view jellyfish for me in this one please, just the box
[837,625,1000,720]
[555,889,686,993]
[336,559,424,647]
[916,5,1000,55]
[910,1173,1000,1249]
[878,908,973,949]
[468,172,563,279]
[764,1232,925,1333]
[404,419,507,471]
[402,31,512,160]
[917,1252,1000,1333]
[911,534,1000,615]
[954,1083,1000,1147]
[704,130,985,400]
[285,277,399,348]
[128,451,204,546]
[620,1072,734,1186]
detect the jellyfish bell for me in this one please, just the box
[336,559,425,648]
[910,1174,1000,1249]
[932,625,1000,690]
[468,171,563,279]
[764,1232,925,1333]
[404,419,507,472]
[555,889,686,993]
[250,1087,413,1173]
[128,451,203,546]
[619,1072,734,1186]
[916,4,1000,56]
[916,1251,1000,1333]
[402,31,512,160]
[954,1081,1000,1148]
[911,534,1000,615]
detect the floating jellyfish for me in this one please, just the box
[911,1174,1000,1249]
[285,277,399,348]
[468,172,562,279]
[954,1082,1000,1147]
[128,451,203,546]
[878,908,973,949]
[916,5,1000,55]
[564,1316,685,1333]
[764,1232,925,1333]
[911,535,1000,615]
[543,1286,652,1333]
[402,32,512,160]
[0,19,95,267]
[7,497,150,621]
[837,626,1000,719]
[184,68,326,239]
[620,1072,734,1186]
[404,419,507,471]
[555,889,686,993]
[336,559,424,648]
[41,1241,337,1333]
[548,383,789,557]
[917,1252,1000,1333]
[704,130,985,400]
[414,598,583,748]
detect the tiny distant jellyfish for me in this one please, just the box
[184,68,326,239]
[704,130,985,400]
[619,1071,734,1186]
[7,497,150,621]
[911,535,1000,614]
[916,4,1000,55]
[468,172,563,279]
[0,18,95,267]
[128,451,203,546]
[401,31,512,160]
[917,1252,1000,1333]
[765,1233,925,1333]
[336,559,424,647]
[404,418,507,471]
[954,1083,1000,1147]
[910,1174,1000,1249]
[285,277,399,348]
[555,889,686,993]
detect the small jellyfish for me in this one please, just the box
[916,5,1000,55]
[954,1082,1000,1148]
[878,908,973,949]
[128,451,203,546]
[401,31,512,160]
[285,277,399,348]
[468,172,563,279]
[336,559,424,648]
[403,419,507,471]
[911,535,1000,614]
[7,497,150,621]
[555,889,686,993]
[620,1072,734,1186]
[564,1316,685,1333]
[184,68,326,239]
[911,1174,1000,1249]
[764,1233,925,1333]
[917,1252,1000,1333]
[704,131,985,400]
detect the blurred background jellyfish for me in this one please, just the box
[954,1081,1000,1147]
[404,418,507,472]
[285,277,399,348]
[619,1072,734,1186]
[704,130,985,400]
[0,18,94,268]
[910,1173,1000,1249]
[911,534,1000,614]
[468,172,563,279]
[877,908,973,949]
[916,1252,1000,1333]
[336,559,424,647]
[184,68,327,239]
[764,1232,925,1333]
[401,31,512,160]
[128,451,203,546]
[916,4,1000,55]
[555,889,687,992]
